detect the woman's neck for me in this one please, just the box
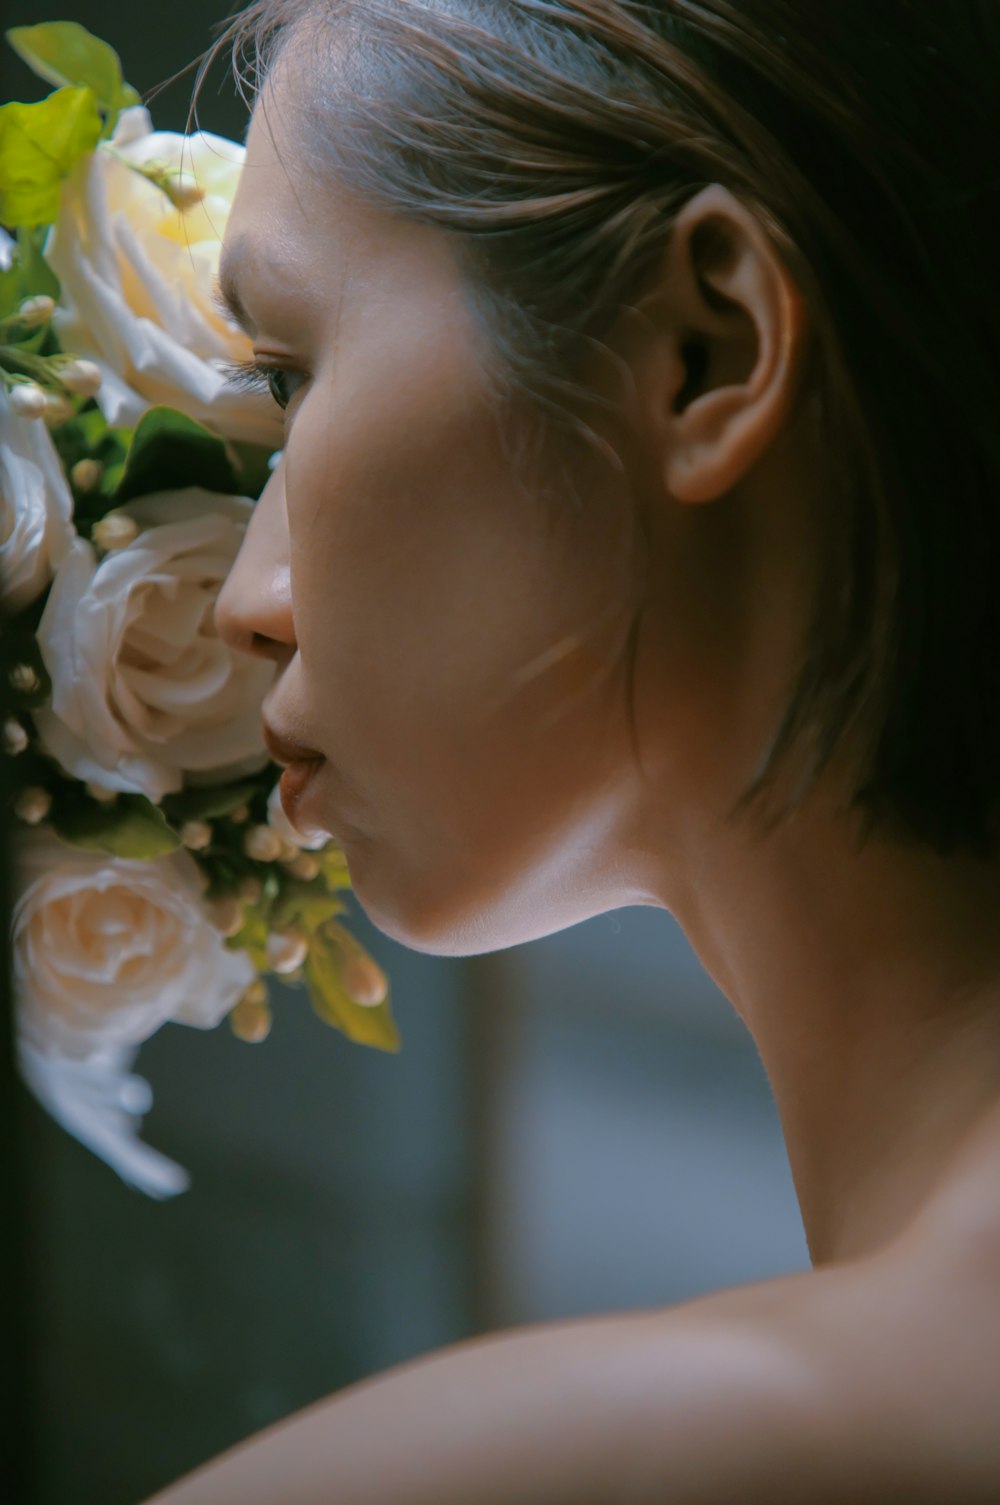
[635,785,1000,1266]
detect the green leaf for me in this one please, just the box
[0,226,60,319]
[160,779,263,825]
[113,406,240,504]
[17,223,60,299]
[304,922,401,1052]
[6,22,139,137]
[315,844,354,891]
[51,790,182,858]
[0,86,102,228]
[270,880,345,936]
[225,906,269,971]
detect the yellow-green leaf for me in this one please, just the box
[51,792,182,859]
[270,882,345,935]
[304,922,400,1052]
[5,22,138,132]
[0,86,102,227]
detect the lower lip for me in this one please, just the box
[279,758,325,833]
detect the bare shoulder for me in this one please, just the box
[607,1225,1000,1505]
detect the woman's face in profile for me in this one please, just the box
[214,68,735,955]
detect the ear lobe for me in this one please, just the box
[653,185,809,505]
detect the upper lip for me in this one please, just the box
[261,718,324,768]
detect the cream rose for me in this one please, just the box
[32,488,276,800]
[13,827,256,1060]
[0,385,77,616]
[42,106,283,447]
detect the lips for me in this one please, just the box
[262,718,324,768]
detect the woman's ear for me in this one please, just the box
[634,184,810,504]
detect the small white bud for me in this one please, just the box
[275,836,301,863]
[84,781,118,803]
[207,894,245,937]
[58,359,102,397]
[229,803,250,824]
[7,383,48,419]
[341,954,389,1007]
[242,978,269,1007]
[266,926,309,975]
[92,512,139,551]
[244,823,283,863]
[237,873,263,905]
[229,996,272,1043]
[9,662,39,694]
[285,852,320,882]
[71,458,102,492]
[3,718,28,755]
[42,391,74,425]
[15,294,55,328]
[180,819,213,851]
[14,785,52,824]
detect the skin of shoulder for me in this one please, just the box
[143,1238,1000,1505]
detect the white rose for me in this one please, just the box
[266,778,330,850]
[13,827,256,1060]
[42,106,283,447]
[32,488,276,800]
[0,386,77,616]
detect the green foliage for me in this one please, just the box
[5,22,140,140]
[269,878,345,936]
[112,406,241,503]
[51,789,182,858]
[305,920,401,1052]
[0,86,102,227]
[0,225,61,321]
[160,779,263,826]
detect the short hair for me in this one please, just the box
[191,0,1000,858]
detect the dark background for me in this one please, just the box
[1,8,810,1505]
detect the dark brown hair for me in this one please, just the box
[189,1,1000,858]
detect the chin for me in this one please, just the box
[348,849,607,958]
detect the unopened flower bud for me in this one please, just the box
[244,823,283,863]
[229,803,250,824]
[341,954,389,1007]
[58,359,102,397]
[42,391,74,425]
[180,819,213,851]
[92,512,139,551]
[15,294,55,328]
[242,977,268,1007]
[237,873,263,905]
[229,995,272,1042]
[276,837,301,863]
[7,383,47,419]
[71,458,102,492]
[3,718,28,755]
[207,895,244,936]
[84,780,118,803]
[266,926,309,975]
[14,785,52,824]
[285,852,320,882]
[9,662,38,694]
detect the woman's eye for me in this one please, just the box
[263,367,303,411]
[219,358,307,412]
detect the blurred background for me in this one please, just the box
[2,5,811,1503]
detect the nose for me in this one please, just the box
[214,466,296,667]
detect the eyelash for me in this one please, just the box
[219,357,304,412]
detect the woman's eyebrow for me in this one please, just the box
[212,255,254,334]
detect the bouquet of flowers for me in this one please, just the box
[0,21,398,1197]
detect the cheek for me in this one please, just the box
[285,380,639,849]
